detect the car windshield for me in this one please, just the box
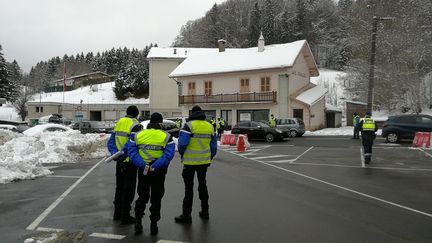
[253,121,269,127]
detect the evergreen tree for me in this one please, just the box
[0,45,19,102]
[248,2,261,47]
[261,0,276,44]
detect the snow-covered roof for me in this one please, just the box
[147,47,240,59]
[169,40,319,77]
[346,100,367,106]
[296,85,327,106]
[51,71,109,83]
[28,82,149,105]
[326,104,342,112]
[0,104,20,121]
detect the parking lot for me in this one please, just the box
[1,136,432,242]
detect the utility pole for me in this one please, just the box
[367,16,395,114]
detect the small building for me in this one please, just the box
[45,72,114,92]
[325,104,342,128]
[346,100,368,126]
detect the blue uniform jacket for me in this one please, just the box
[126,139,175,170]
[107,132,129,161]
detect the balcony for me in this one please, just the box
[179,91,277,105]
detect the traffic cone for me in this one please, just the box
[237,135,246,152]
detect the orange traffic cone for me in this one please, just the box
[237,135,246,152]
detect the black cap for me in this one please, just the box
[126,105,139,117]
[150,112,163,124]
[191,105,202,114]
[354,112,358,115]
[365,111,372,116]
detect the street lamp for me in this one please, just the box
[367,16,396,114]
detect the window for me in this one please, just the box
[36,107,39,113]
[188,82,196,95]
[240,78,250,92]
[204,81,212,95]
[36,106,44,113]
[260,77,271,92]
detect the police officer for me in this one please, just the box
[270,114,277,127]
[175,118,181,129]
[358,111,378,164]
[175,105,217,224]
[210,117,216,130]
[127,112,175,235]
[352,112,360,139]
[217,117,224,138]
[107,105,142,224]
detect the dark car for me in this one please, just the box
[276,118,306,137]
[231,121,287,142]
[382,114,432,143]
[71,121,113,134]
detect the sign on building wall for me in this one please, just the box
[239,113,251,121]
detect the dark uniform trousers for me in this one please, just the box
[182,164,209,215]
[135,167,168,222]
[361,132,375,155]
[114,161,137,217]
[353,126,360,139]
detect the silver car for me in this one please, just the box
[276,118,305,137]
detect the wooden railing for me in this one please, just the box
[179,91,277,104]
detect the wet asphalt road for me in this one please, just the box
[1,136,432,242]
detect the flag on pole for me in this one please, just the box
[63,63,67,91]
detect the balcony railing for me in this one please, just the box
[179,91,277,105]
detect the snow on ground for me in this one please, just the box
[305,126,382,136]
[29,81,149,104]
[0,103,20,121]
[0,129,108,184]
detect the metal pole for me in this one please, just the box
[367,16,378,115]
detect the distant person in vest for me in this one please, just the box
[270,114,277,127]
[107,105,142,224]
[352,112,360,139]
[210,117,216,130]
[175,118,181,129]
[127,112,175,235]
[217,117,225,137]
[175,105,217,224]
[358,111,378,164]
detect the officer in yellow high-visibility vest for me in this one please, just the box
[126,112,175,235]
[352,112,360,139]
[174,105,217,224]
[270,114,277,127]
[358,111,378,164]
[107,105,143,224]
[175,118,181,129]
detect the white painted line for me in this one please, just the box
[291,162,432,172]
[47,175,81,179]
[36,227,64,232]
[262,144,294,147]
[89,233,125,240]
[360,147,365,168]
[253,155,290,160]
[26,158,105,231]
[265,159,294,163]
[289,146,314,164]
[157,240,189,243]
[419,148,432,159]
[223,149,432,218]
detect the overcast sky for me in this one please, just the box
[0,0,226,72]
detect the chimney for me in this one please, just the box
[218,39,226,52]
[173,48,177,55]
[258,32,265,52]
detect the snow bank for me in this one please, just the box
[0,104,20,121]
[305,126,382,136]
[0,130,108,184]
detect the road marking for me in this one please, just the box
[418,148,432,159]
[26,158,105,231]
[36,227,64,232]
[157,240,189,243]
[360,147,365,168]
[47,175,81,179]
[291,162,432,172]
[89,233,125,240]
[289,146,314,164]
[253,155,290,160]
[222,149,432,218]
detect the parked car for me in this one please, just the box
[0,124,20,133]
[275,118,306,137]
[141,119,180,138]
[165,117,189,129]
[23,124,71,136]
[382,114,432,143]
[71,121,113,134]
[231,121,287,142]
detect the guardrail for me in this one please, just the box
[179,91,277,104]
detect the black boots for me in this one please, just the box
[134,218,143,234]
[113,208,121,221]
[120,214,135,225]
[199,210,209,220]
[174,214,192,224]
[150,222,158,235]
[365,155,371,164]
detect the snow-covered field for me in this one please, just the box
[0,129,108,184]
[305,126,382,136]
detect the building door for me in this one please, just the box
[240,78,250,101]
[220,110,232,129]
[90,111,102,121]
[293,109,304,121]
[326,112,335,128]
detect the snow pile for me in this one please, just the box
[0,130,108,184]
[0,103,20,121]
[0,129,20,145]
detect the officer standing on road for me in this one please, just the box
[270,114,277,127]
[352,112,360,139]
[358,111,378,164]
[211,117,217,130]
[217,117,224,138]
[107,105,142,224]
[127,112,175,235]
[175,105,217,224]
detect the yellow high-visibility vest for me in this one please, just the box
[362,118,376,131]
[113,117,140,162]
[183,120,214,165]
[135,129,170,163]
